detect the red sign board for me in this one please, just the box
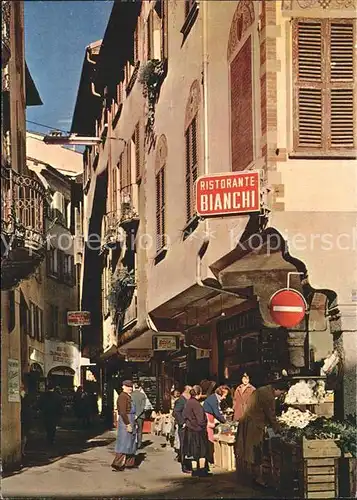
[195,171,260,217]
[67,311,91,326]
[269,289,306,328]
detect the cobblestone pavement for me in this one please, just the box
[2,428,276,499]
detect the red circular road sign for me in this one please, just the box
[269,289,307,328]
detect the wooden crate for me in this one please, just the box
[302,438,340,500]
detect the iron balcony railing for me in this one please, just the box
[1,166,46,250]
[1,1,11,65]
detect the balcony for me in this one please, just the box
[101,210,125,251]
[122,292,137,329]
[120,193,139,231]
[1,1,11,66]
[1,166,47,289]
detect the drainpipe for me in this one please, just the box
[86,47,102,97]
[198,5,250,302]
[202,0,209,239]
[86,47,96,65]
[91,82,101,98]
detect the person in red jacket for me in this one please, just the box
[182,385,210,477]
[233,372,256,422]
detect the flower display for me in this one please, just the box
[278,407,318,429]
[284,379,326,405]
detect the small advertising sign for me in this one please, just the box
[8,359,20,403]
[195,171,260,217]
[126,349,153,362]
[67,311,91,326]
[152,335,179,351]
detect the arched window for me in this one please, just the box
[184,80,201,223]
[227,1,255,172]
[155,135,167,251]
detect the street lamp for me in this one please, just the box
[43,133,126,146]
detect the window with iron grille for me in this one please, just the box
[63,254,74,286]
[38,308,44,342]
[47,248,59,278]
[29,302,36,339]
[185,115,198,222]
[293,19,356,156]
[49,304,59,338]
[64,309,72,341]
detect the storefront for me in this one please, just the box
[45,339,80,389]
[216,306,289,387]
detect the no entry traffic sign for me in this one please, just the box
[269,289,307,328]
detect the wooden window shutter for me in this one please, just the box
[160,167,165,247]
[185,127,192,222]
[294,19,355,154]
[147,10,154,59]
[295,21,323,149]
[329,22,354,149]
[185,116,198,222]
[156,167,165,251]
[135,122,142,182]
[156,172,161,250]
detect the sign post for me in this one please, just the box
[195,171,260,217]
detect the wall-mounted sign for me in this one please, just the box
[126,349,153,362]
[152,335,179,351]
[195,171,260,217]
[67,311,91,326]
[45,340,80,376]
[196,349,210,360]
[269,289,307,328]
[8,358,20,403]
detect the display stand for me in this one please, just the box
[213,434,236,471]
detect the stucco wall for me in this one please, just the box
[1,291,22,470]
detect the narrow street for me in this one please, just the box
[2,425,274,499]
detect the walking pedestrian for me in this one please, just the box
[182,385,210,477]
[203,385,229,465]
[131,382,146,449]
[235,379,288,487]
[111,380,137,471]
[38,382,63,445]
[233,372,256,422]
[173,385,192,473]
[20,384,32,457]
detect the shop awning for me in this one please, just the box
[210,227,337,330]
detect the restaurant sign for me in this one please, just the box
[67,311,91,326]
[152,335,179,351]
[195,171,260,217]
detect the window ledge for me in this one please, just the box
[181,2,199,43]
[289,151,357,160]
[154,246,168,265]
[183,214,200,241]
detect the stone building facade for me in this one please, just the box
[73,0,356,416]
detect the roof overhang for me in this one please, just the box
[25,62,42,106]
[210,227,337,330]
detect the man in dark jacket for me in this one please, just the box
[131,383,147,449]
[173,385,192,473]
[39,382,63,445]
